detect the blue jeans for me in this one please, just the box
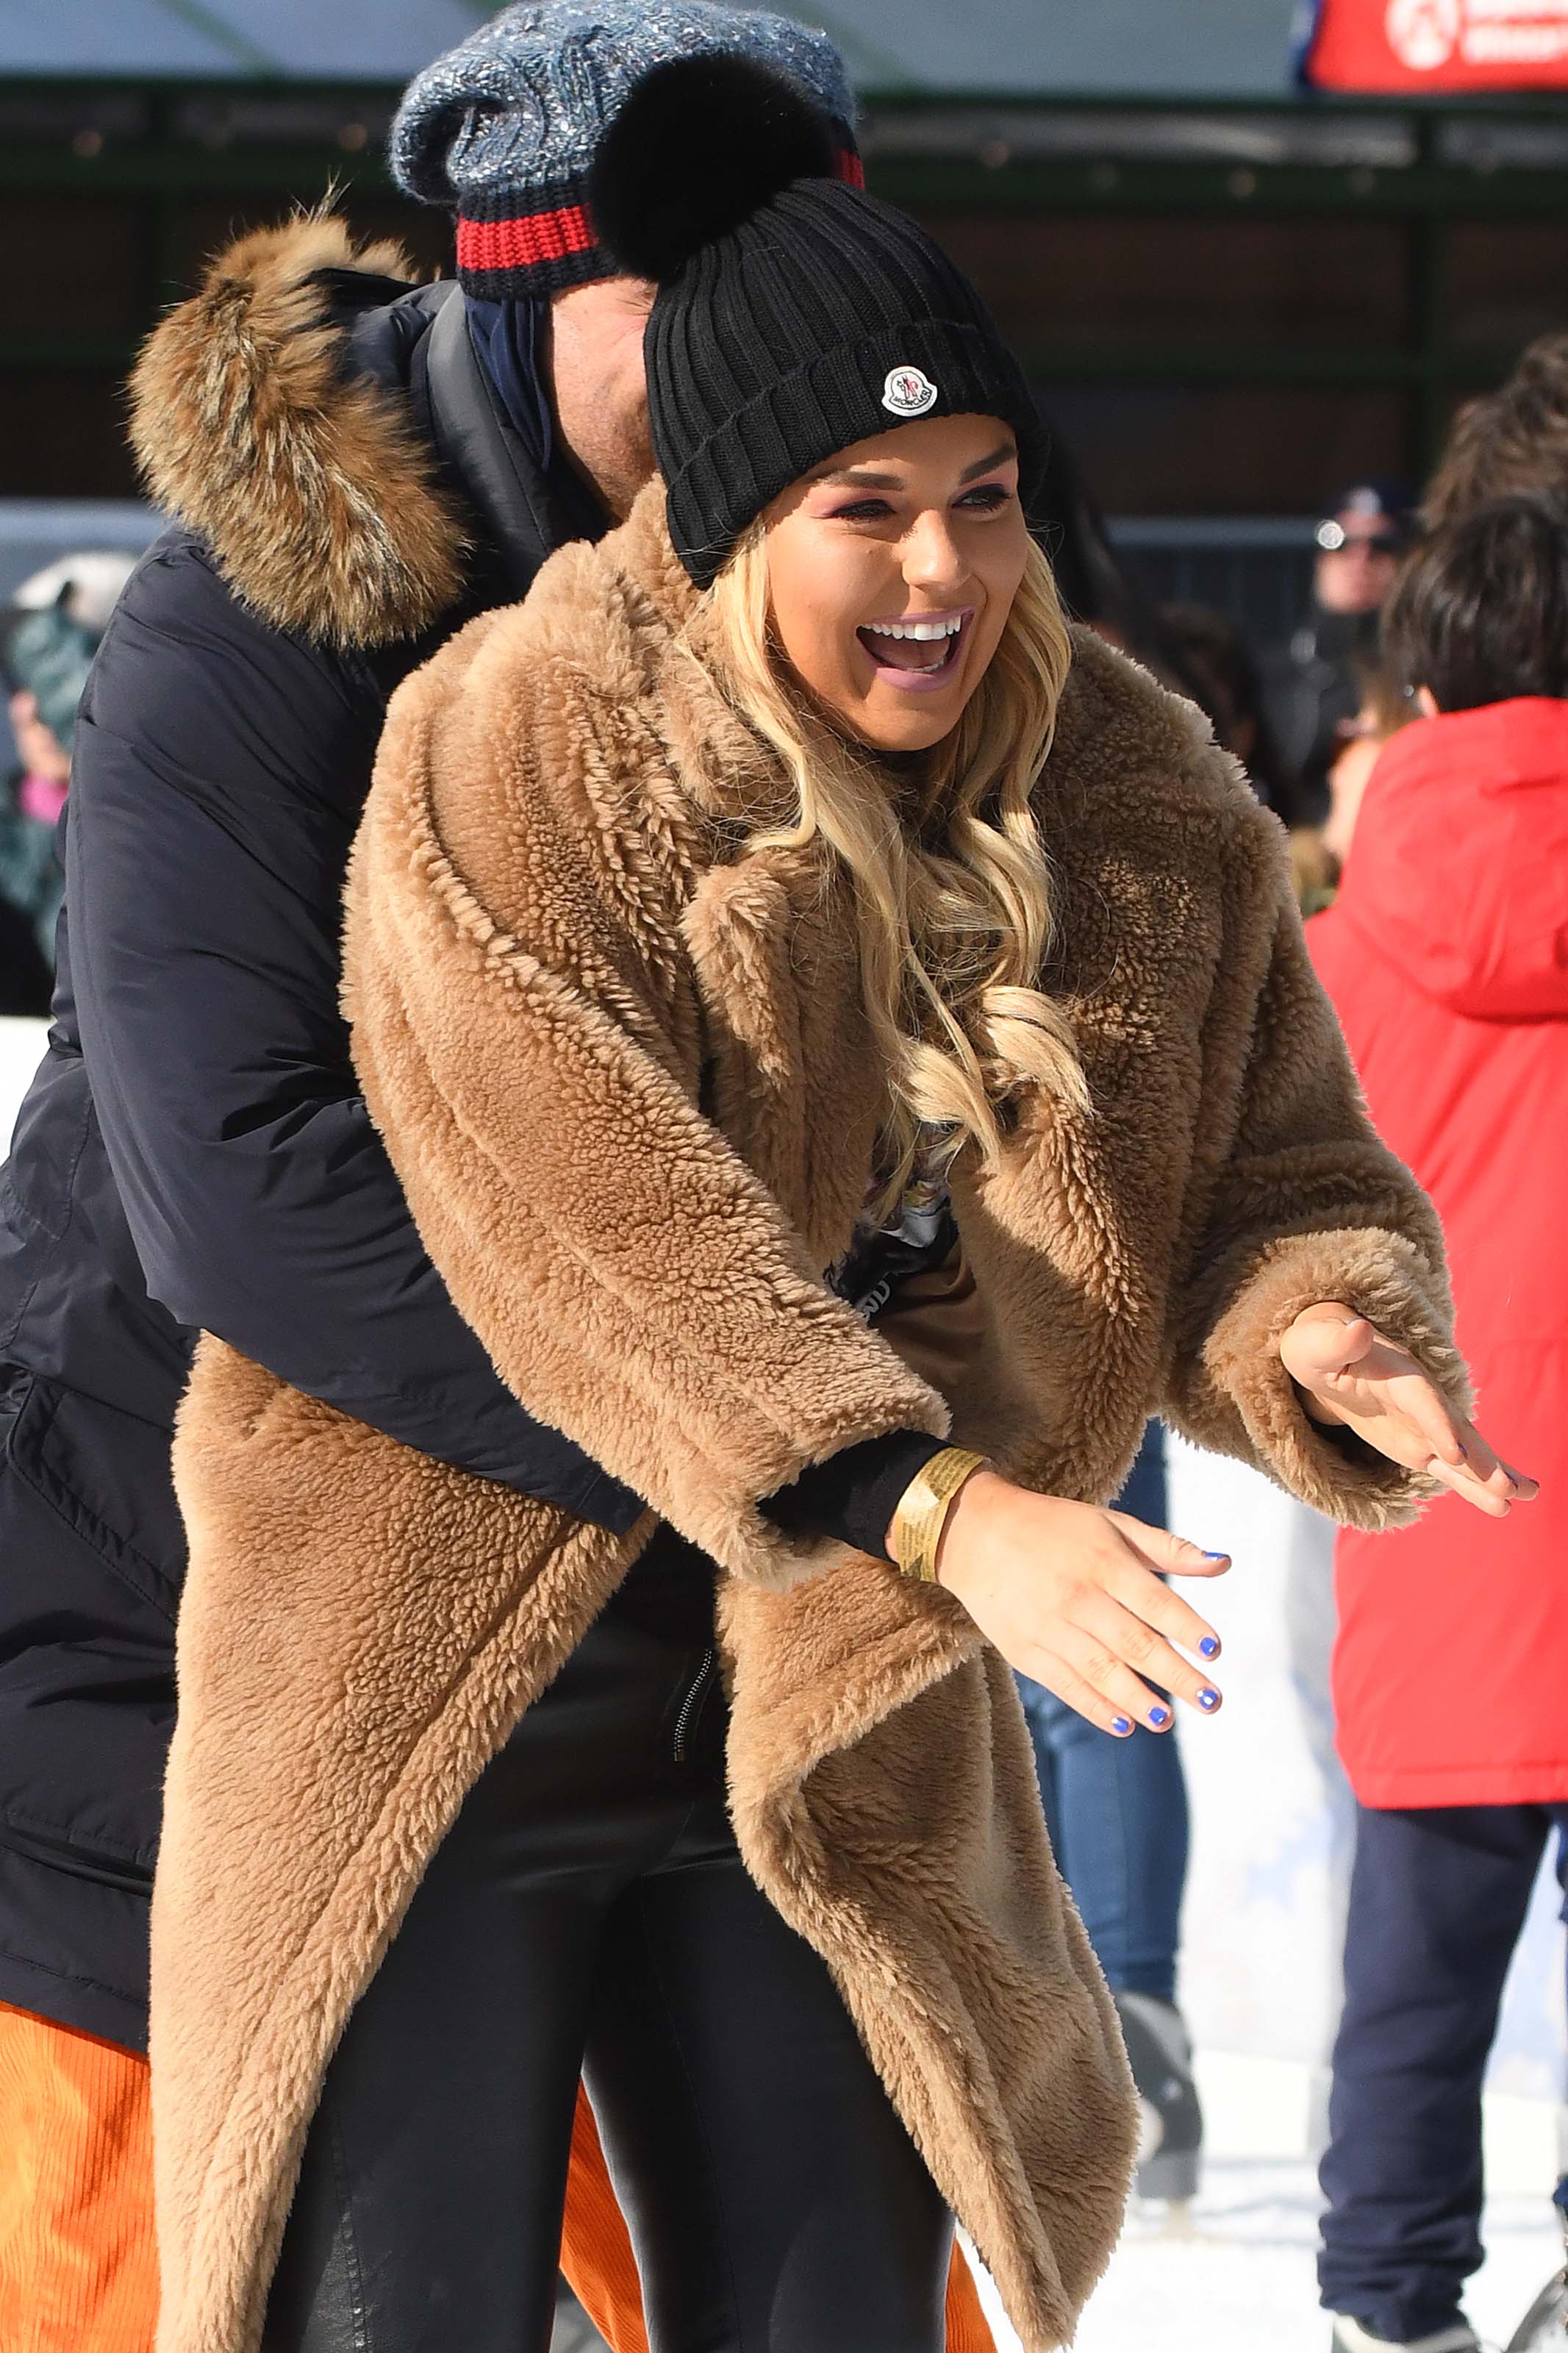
[1014,1424,1189,2004]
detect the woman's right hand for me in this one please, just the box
[901,1470,1231,1737]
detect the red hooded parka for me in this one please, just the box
[1309,698,1568,1808]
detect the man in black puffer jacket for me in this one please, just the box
[0,0,859,2067]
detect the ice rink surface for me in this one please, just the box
[972,2168,1558,2352]
[969,2057,1564,2352]
[556,2146,1559,2353]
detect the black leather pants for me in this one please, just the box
[262,1537,953,2353]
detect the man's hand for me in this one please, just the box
[1279,1302,1538,1519]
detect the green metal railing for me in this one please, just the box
[1,82,1564,487]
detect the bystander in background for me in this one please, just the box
[997,570,1282,2219]
[1014,1421,1203,2209]
[1309,493,1568,2353]
[1317,655,1416,880]
[1163,599,1302,821]
[0,554,134,1014]
[1424,334,1568,529]
[1264,480,1414,826]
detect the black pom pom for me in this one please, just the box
[590,53,840,285]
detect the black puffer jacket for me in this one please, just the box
[0,230,646,2044]
[0,221,956,2043]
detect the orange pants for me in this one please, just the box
[0,2004,993,2351]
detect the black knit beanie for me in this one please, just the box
[590,56,1047,589]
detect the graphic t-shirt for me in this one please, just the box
[826,1163,956,1323]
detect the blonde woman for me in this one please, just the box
[148,60,1529,2353]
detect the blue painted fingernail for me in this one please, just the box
[1111,1715,1133,1736]
[1203,1551,1228,1563]
[1148,1704,1172,1729]
[1198,1688,1221,1712]
[1199,1635,1220,1659]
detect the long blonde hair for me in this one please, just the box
[702,526,1089,1211]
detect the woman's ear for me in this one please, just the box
[1414,685,1441,719]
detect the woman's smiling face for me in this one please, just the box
[760,412,1029,753]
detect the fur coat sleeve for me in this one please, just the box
[1159,790,1469,1526]
[346,590,947,1589]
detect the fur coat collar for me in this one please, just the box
[141,226,1466,2353]
[129,214,480,650]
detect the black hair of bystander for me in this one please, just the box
[1383,492,1568,715]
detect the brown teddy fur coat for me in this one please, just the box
[141,224,1467,2353]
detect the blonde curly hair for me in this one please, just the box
[701,526,1089,1213]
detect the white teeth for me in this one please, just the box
[864,615,963,641]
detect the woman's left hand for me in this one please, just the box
[1279,1302,1539,1519]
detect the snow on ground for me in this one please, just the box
[972,2165,1558,2353]
[555,2135,1559,2353]
[968,2058,1564,2353]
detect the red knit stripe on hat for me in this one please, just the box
[457,146,859,284]
[457,203,596,275]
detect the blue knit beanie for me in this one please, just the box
[389,1,859,301]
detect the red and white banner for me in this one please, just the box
[1300,0,1568,89]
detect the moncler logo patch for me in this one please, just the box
[881,365,938,418]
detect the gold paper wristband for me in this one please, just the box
[891,1447,989,1585]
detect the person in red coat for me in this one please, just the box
[1309,493,1567,2353]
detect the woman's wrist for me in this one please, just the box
[886,1449,993,1584]
[930,1465,1012,1590]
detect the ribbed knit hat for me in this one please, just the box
[388,1,859,300]
[590,55,1048,590]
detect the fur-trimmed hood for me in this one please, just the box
[150,457,1467,2349]
[129,216,468,649]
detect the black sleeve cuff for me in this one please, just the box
[759,1429,951,1563]
[565,1466,646,1534]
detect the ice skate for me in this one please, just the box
[1503,2177,1568,2349]
[1114,1989,1203,2207]
[1328,2319,1481,2352]
[1506,2271,1568,2350]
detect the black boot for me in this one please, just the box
[1113,1990,1203,2203]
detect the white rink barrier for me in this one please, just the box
[0,1017,46,1145]
[1169,1434,1567,2133]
